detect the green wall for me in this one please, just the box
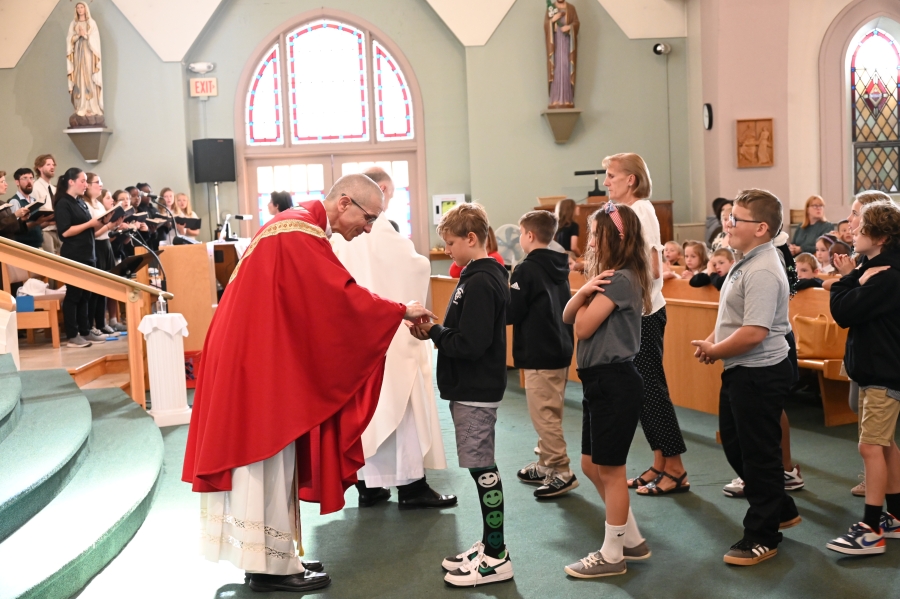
[0,0,691,243]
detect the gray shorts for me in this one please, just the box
[449,402,498,469]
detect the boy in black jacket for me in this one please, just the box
[827,200,900,556]
[410,203,512,587]
[508,210,578,498]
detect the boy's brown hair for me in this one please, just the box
[712,247,735,262]
[734,188,783,239]
[437,202,489,245]
[860,200,900,253]
[519,210,558,244]
[795,252,818,271]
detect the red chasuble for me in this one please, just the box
[182,201,406,514]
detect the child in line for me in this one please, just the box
[411,203,513,587]
[562,202,651,578]
[680,240,708,279]
[815,235,837,274]
[690,248,735,290]
[836,219,853,246]
[510,210,578,498]
[662,240,683,280]
[827,200,900,556]
[692,189,800,566]
[448,225,505,277]
[794,253,824,290]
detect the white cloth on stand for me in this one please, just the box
[199,442,304,575]
[332,215,446,485]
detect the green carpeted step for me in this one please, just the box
[0,370,92,543]
[0,355,22,444]
[0,388,163,599]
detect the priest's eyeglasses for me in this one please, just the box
[344,194,378,225]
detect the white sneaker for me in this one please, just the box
[89,328,108,339]
[441,540,483,571]
[85,332,106,343]
[723,477,745,498]
[784,465,805,491]
[444,547,513,587]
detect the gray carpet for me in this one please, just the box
[79,370,897,599]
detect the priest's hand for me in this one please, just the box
[403,301,435,323]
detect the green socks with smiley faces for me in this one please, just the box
[470,466,506,558]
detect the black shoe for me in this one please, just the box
[358,487,391,507]
[244,560,324,584]
[398,487,458,510]
[248,571,331,593]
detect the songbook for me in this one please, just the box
[146,217,169,226]
[28,202,54,222]
[174,216,201,230]
[125,211,148,223]
[97,204,126,224]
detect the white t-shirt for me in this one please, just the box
[87,199,110,240]
[628,199,666,314]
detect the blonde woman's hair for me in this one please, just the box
[174,192,193,216]
[855,190,893,207]
[602,153,652,199]
[801,195,824,228]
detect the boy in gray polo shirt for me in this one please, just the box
[692,189,800,567]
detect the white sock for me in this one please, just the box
[623,508,644,547]
[109,317,118,325]
[600,522,626,563]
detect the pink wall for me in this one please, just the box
[702,0,791,210]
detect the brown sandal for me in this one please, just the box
[627,467,661,489]
[636,471,691,495]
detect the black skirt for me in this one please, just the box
[95,238,115,272]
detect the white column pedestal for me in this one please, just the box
[139,313,191,427]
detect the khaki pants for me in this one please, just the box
[524,368,569,471]
[41,230,61,254]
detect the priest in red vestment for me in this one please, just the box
[182,174,434,594]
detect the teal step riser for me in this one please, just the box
[0,396,22,445]
[0,438,89,544]
[20,478,160,599]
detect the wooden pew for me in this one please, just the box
[789,288,855,426]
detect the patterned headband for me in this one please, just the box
[604,200,625,238]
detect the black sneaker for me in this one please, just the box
[517,461,551,485]
[534,471,579,498]
[723,539,777,566]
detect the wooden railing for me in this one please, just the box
[0,236,173,407]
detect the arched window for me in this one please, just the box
[851,28,900,193]
[236,11,426,249]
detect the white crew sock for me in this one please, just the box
[623,508,644,547]
[600,522,627,563]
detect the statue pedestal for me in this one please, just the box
[65,128,113,164]
[541,109,581,144]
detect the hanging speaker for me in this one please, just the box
[193,139,236,183]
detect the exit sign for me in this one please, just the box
[190,77,218,97]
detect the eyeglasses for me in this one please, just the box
[728,213,764,227]
[344,194,378,225]
[809,204,825,209]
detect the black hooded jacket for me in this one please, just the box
[506,248,574,369]
[830,249,900,390]
[428,257,510,403]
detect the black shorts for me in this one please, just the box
[579,361,644,466]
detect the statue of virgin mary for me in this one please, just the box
[67,2,106,128]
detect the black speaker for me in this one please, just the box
[193,139,236,183]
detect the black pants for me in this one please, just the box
[634,307,687,457]
[63,284,91,339]
[90,292,106,330]
[719,358,798,547]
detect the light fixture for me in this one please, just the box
[188,62,216,74]
[652,43,671,56]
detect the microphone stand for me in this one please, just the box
[153,199,183,245]
[125,229,168,293]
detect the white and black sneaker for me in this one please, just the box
[442,541,483,571]
[534,471,579,498]
[444,549,513,587]
[882,512,900,538]
[722,477,745,498]
[826,522,886,555]
[783,465,805,491]
[723,539,777,565]
[517,461,552,485]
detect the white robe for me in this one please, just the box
[332,215,447,487]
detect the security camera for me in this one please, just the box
[188,62,216,74]
[652,43,672,56]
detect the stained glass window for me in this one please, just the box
[373,41,414,141]
[851,29,900,193]
[287,20,368,144]
[256,163,326,226]
[246,44,283,146]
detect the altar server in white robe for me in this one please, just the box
[333,167,456,510]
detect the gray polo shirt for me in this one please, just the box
[714,242,790,369]
[576,269,642,368]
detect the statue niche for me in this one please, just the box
[67,2,106,128]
